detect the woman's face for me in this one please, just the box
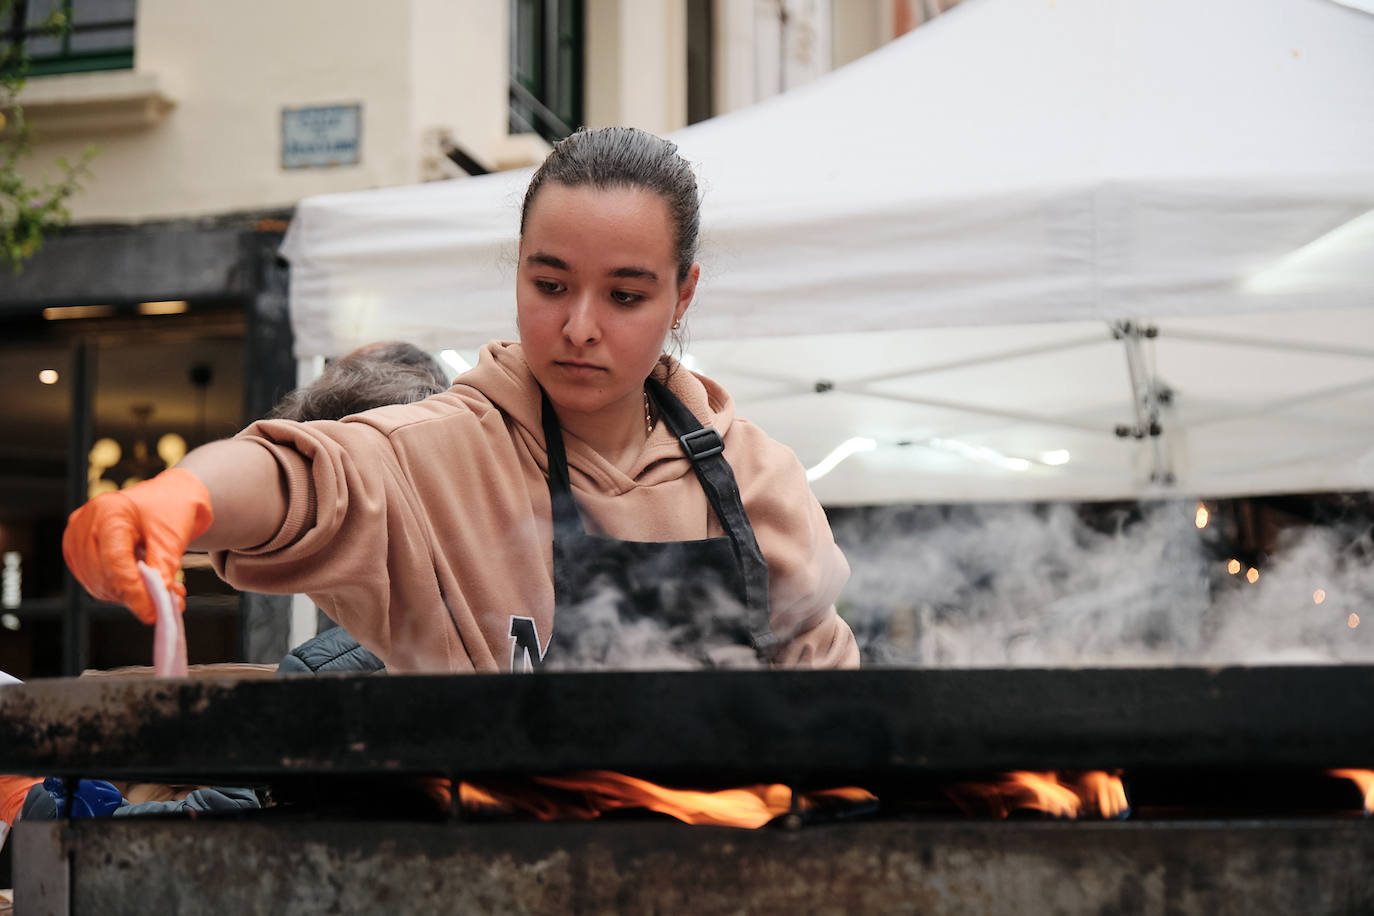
[517,182,698,422]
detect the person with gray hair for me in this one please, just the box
[270,340,449,674]
[268,341,449,423]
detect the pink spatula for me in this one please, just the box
[138,560,187,677]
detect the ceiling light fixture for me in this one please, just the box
[806,437,877,482]
[42,305,115,320]
[138,300,189,316]
[928,437,1031,472]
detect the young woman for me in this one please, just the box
[63,127,858,673]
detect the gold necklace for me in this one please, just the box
[643,389,655,438]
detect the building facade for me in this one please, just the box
[0,0,948,676]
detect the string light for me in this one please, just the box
[1226,559,1241,575]
[1246,567,1260,584]
[1314,589,1326,605]
[38,369,59,385]
[1194,502,1209,529]
[1349,614,1361,629]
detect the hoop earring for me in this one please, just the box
[672,320,681,330]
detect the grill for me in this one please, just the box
[5,667,1374,913]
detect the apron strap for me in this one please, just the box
[646,377,777,660]
[540,390,586,539]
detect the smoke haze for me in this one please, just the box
[544,579,764,671]
[538,498,1373,670]
[830,500,1374,667]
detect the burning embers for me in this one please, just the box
[1331,769,1374,814]
[446,770,1128,828]
[443,767,1372,827]
[946,770,1130,820]
[455,772,877,829]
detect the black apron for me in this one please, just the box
[538,378,776,668]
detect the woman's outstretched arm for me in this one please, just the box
[179,439,289,552]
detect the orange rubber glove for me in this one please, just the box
[0,774,43,830]
[62,468,214,624]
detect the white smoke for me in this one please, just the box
[831,500,1374,668]
[537,498,1372,670]
[1202,523,1374,665]
[543,578,764,671]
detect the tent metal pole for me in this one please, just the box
[1160,329,1374,362]
[1196,435,1374,479]
[1115,321,1172,485]
[847,334,1109,386]
[1183,374,1374,430]
[698,334,1112,404]
[853,388,1110,434]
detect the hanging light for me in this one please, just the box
[157,433,188,467]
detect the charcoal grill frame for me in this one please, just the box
[8,666,1374,915]
[15,816,1374,915]
[3,666,1373,783]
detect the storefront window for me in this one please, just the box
[0,343,72,678]
[87,328,246,670]
[0,305,251,677]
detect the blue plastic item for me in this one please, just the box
[42,777,125,818]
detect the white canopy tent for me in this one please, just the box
[280,0,1374,505]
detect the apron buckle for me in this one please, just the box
[678,427,725,461]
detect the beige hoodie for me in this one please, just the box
[213,342,857,672]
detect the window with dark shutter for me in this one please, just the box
[509,0,583,144]
[2,0,135,78]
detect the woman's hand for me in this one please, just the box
[62,468,214,623]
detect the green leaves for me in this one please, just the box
[0,0,94,272]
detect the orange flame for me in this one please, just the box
[947,770,1127,819]
[1003,771,1081,818]
[798,786,880,810]
[1330,769,1374,813]
[451,771,876,829]
[1073,770,1131,819]
[534,771,791,828]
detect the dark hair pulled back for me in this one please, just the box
[520,127,701,284]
